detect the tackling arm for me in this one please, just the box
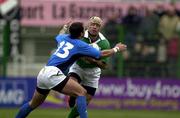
[59,25,68,34]
[82,42,127,68]
[100,43,127,57]
[59,21,72,34]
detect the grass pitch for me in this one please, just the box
[1,108,180,118]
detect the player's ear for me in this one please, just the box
[80,31,84,38]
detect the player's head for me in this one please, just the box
[87,16,103,36]
[69,22,84,39]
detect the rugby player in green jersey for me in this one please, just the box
[59,17,126,118]
[67,16,119,118]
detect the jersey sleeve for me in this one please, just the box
[55,35,61,43]
[55,34,68,43]
[77,41,101,59]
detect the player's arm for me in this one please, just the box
[82,42,127,68]
[90,59,107,69]
[80,57,107,69]
[59,21,72,34]
[59,25,68,34]
[79,42,127,61]
[100,43,127,57]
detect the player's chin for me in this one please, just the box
[92,32,99,36]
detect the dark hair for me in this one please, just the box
[69,22,84,38]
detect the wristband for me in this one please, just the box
[115,47,120,51]
[63,25,68,30]
[113,47,119,53]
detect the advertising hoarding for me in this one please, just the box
[1,77,179,110]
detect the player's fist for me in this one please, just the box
[114,43,127,52]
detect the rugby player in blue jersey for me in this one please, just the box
[15,22,127,118]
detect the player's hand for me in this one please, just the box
[59,20,72,34]
[64,20,72,28]
[114,43,127,52]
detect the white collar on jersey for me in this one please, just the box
[84,30,106,41]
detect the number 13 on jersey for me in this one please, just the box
[54,41,74,58]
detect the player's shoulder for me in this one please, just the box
[99,32,107,40]
[55,34,69,42]
[98,32,110,44]
[98,33,110,43]
[56,34,69,39]
[75,39,89,47]
[97,33,110,49]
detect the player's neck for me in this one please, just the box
[89,33,98,43]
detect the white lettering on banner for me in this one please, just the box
[96,80,180,100]
[127,80,156,100]
[161,85,180,98]
[0,89,24,104]
[0,80,28,106]
[97,84,125,96]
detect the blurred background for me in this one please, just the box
[0,0,180,118]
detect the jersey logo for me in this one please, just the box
[54,41,74,58]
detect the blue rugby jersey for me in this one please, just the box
[47,34,101,73]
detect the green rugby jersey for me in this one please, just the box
[76,30,111,68]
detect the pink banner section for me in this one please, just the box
[20,0,176,26]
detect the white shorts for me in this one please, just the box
[69,63,101,88]
[37,66,66,89]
